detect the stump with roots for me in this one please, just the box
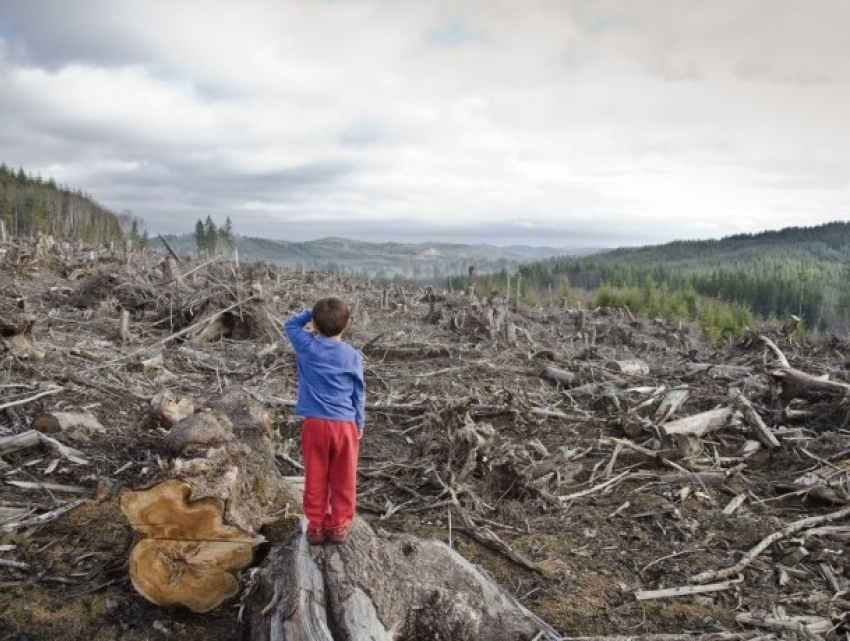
[247,517,560,641]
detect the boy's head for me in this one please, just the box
[312,297,351,337]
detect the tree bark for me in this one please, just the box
[768,366,850,405]
[247,517,560,641]
[730,392,780,448]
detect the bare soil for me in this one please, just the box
[1,248,849,640]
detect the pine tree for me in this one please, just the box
[220,216,235,251]
[193,219,206,256]
[204,215,218,254]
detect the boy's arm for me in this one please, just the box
[283,309,313,352]
[352,352,365,432]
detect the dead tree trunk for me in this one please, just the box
[761,335,850,407]
[605,359,649,376]
[247,517,560,641]
[660,407,740,437]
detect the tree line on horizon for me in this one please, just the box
[481,221,850,338]
[4,161,849,339]
[0,163,131,244]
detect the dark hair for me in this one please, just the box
[312,297,350,337]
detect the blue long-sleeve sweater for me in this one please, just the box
[284,310,365,430]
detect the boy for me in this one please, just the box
[284,297,365,545]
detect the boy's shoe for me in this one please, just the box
[306,527,326,545]
[327,527,349,544]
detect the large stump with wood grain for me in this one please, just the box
[119,393,295,612]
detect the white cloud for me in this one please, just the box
[0,0,848,247]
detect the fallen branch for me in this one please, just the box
[558,471,630,503]
[1,498,88,532]
[0,429,88,464]
[691,503,850,583]
[635,577,741,601]
[731,392,779,448]
[0,387,64,412]
[440,476,539,573]
[660,407,739,438]
[759,335,790,368]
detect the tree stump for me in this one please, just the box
[119,394,294,612]
[247,517,559,640]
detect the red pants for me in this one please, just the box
[300,417,360,531]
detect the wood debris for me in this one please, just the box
[1,237,850,639]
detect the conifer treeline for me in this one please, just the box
[0,163,125,243]
[514,222,850,334]
[193,215,235,256]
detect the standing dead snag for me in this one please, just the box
[247,517,560,641]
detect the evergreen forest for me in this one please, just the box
[0,163,127,244]
[502,222,850,338]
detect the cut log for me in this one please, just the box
[622,418,645,439]
[542,365,576,388]
[0,430,40,456]
[768,366,850,405]
[659,407,741,438]
[606,359,649,376]
[247,517,560,641]
[149,390,196,426]
[121,479,264,612]
[31,411,104,437]
[0,429,87,464]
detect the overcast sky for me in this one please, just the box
[1,1,848,248]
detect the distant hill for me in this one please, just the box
[592,221,850,266]
[157,233,600,279]
[0,162,132,244]
[516,221,850,332]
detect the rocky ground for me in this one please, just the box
[1,243,849,640]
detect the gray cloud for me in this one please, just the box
[1,0,849,248]
[0,0,154,68]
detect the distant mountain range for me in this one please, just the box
[156,234,603,278]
